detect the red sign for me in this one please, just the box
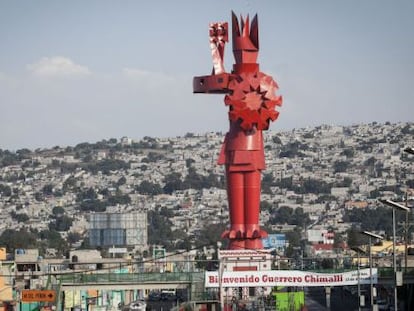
[21,290,56,302]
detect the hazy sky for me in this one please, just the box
[1,0,413,150]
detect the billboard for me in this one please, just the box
[205,268,377,287]
[262,234,286,250]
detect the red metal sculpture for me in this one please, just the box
[193,12,282,250]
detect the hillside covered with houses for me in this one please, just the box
[0,121,413,260]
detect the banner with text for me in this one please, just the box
[205,269,377,287]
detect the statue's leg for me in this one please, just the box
[244,170,267,249]
[244,170,262,238]
[226,169,245,239]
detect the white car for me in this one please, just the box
[128,300,147,311]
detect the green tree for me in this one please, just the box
[195,251,208,269]
[42,184,53,195]
[260,201,273,213]
[10,211,29,223]
[347,227,362,248]
[163,172,184,194]
[285,227,302,257]
[78,200,106,212]
[270,206,293,224]
[333,160,350,173]
[76,187,97,202]
[193,222,228,250]
[116,176,127,186]
[49,215,73,231]
[291,207,311,227]
[39,230,68,255]
[107,192,131,206]
[262,173,274,194]
[67,232,82,245]
[148,209,174,250]
[340,148,355,158]
[0,184,12,196]
[136,180,163,195]
[52,206,65,216]
[186,158,196,168]
[0,228,38,252]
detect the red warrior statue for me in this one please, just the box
[193,12,282,250]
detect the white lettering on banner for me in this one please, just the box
[205,269,377,288]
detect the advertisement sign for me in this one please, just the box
[205,269,377,288]
[262,234,286,250]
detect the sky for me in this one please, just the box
[0,0,413,150]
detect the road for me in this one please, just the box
[306,286,363,311]
[138,287,363,311]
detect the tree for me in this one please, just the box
[136,181,163,195]
[78,200,106,212]
[344,206,394,236]
[340,148,355,158]
[285,227,302,257]
[116,176,127,186]
[76,187,97,202]
[260,201,273,213]
[0,228,38,252]
[262,173,274,194]
[320,258,334,269]
[299,178,331,194]
[38,230,68,255]
[186,158,195,168]
[275,176,293,190]
[333,160,350,173]
[333,232,346,251]
[67,232,82,245]
[42,184,53,195]
[49,215,73,232]
[291,207,311,227]
[272,136,282,144]
[0,184,12,197]
[270,206,293,224]
[107,192,131,206]
[147,209,174,250]
[10,211,29,223]
[193,222,227,250]
[52,206,65,216]
[163,172,184,194]
[195,251,208,269]
[347,227,364,248]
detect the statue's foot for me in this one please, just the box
[222,225,245,239]
[245,225,268,239]
[222,229,243,239]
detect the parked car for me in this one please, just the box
[128,300,147,311]
[147,291,161,301]
[376,299,389,310]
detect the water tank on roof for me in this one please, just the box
[16,249,25,255]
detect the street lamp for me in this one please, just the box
[404,146,414,271]
[379,199,410,311]
[351,246,366,311]
[361,231,384,311]
[217,241,224,311]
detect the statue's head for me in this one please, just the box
[232,11,259,64]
